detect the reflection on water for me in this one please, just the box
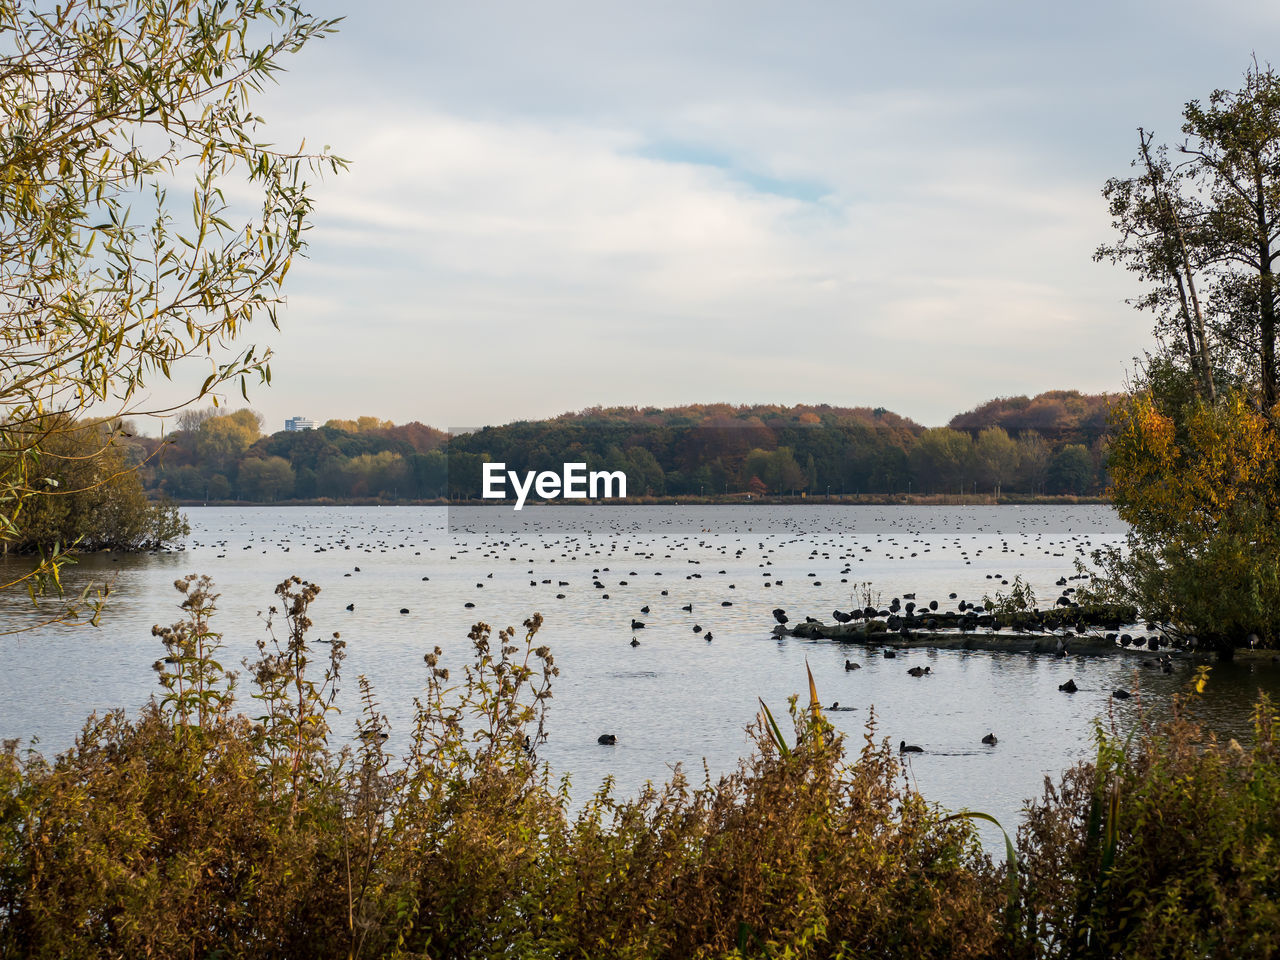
[2,505,1277,844]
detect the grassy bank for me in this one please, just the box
[1,578,1274,959]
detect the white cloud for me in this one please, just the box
[219,94,1147,430]
[127,0,1278,433]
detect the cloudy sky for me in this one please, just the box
[156,0,1280,432]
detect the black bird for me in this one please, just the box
[597,734,617,745]
[883,649,897,659]
[1112,688,1132,700]
[1059,678,1078,693]
[845,659,861,671]
[631,619,645,630]
[907,665,930,677]
[900,740,924,753]
[681,603,693,612]
[772,608,788,625]
[346,603,354,611]
[629,637,640,647]
[692,625,702,633]
[982,732,998,745]
[640,605,650,614]
[704,632,713,641]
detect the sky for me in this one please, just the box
[144,0,1280,433]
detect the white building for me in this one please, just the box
[284,416,318,432]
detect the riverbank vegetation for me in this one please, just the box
[1086,64,1280,654]
[2,581,1278,959]
[2,418,186,554]
[139,391,1114,503]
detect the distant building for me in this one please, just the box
[284,416,318,432]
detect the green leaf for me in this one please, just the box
[758,698,790,757]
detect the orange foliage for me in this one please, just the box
[1099,390,1280,648]
[1109,393,1280,542]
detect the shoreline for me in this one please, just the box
[168,494,1112,508]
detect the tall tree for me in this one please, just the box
[1098,132,1216,400]
[1181,64,1280,406]
[1099,64,1280,407]
[1095,65,1280,652]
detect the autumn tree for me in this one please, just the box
[1093,64,1280,651]
[0,0,344,592]
[973,427,1018,493]
[910,428,972,494]
[744,447,804,494]
[195,410,263,474]
[1089,394,1280,652]
[237,456,295,502]
[1016,431,1052,495]
[324,417,395,434]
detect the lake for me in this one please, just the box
[3,504,1277,844]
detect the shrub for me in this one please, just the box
[0,578,1004,958]
[1015,673,1280,959]
[7,579,1280,958]
[6,418,189,554]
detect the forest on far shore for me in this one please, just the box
[136,390,1115,502]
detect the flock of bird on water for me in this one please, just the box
[161,508,1198,762]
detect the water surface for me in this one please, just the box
[3,505,1276,843]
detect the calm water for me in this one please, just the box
[3,505,1278,844]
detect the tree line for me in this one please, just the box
[139,391,1114,503]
